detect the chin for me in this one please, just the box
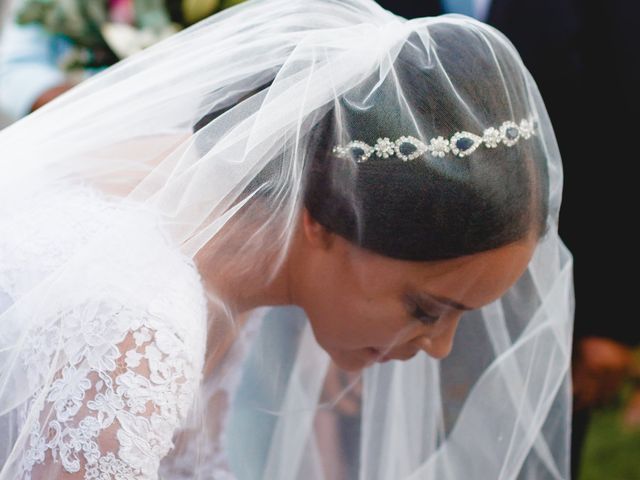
[328,349,375,372]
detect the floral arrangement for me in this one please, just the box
[16,0,244,70]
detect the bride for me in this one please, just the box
[0,0,573,478]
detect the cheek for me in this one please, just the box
[300,261,356,342]
[309,293,410,351]
[306,285,365,347]
[300,252,410,350]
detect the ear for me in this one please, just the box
[301,208,334,250]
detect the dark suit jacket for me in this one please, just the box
[376,0,640,344]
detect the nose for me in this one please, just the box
[415,315,461,360]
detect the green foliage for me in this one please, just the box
[17,0,109,48]
[15,0,247,69]
[580,386,640,480]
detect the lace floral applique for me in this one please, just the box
[19,304,204,480]
[3,186,208,479]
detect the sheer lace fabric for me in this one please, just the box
[0,185,247,479]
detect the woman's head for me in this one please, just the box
[290,21,549,369]
[195,19,550,369]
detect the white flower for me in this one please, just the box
[374,137,396,158]
[63,300,135,372]
[145,344,174,385]
[125,349,143,368]
[428,136,450,157]
[84,343,121,372]
[483,127,502,148]
[88,389,125,427]
[48,366,92,423]
[519,119,535,139]
[116,371,153,414]
[133,327,152,346]
[86,452,135,479]
[117,413,169,476]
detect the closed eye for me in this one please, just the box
[411,305,440,325]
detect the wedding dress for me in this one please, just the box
[0,184,259,479]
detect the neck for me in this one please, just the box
[195,239,295,315]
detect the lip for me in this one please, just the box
[393,352,419,362]
[365,347,381,357]
[376,350,419,362]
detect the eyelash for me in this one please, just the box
[410,304,440,325]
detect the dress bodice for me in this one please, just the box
[0,185,252,479]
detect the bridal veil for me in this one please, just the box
[0,0,573,478]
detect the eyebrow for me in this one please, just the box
[420,291,475,311]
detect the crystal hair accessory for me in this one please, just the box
[332,119,535,163]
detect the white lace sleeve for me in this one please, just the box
[0,185,208,479]
[18,300,205,480]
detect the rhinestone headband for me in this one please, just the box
[332,119,535,163]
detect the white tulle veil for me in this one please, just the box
[0,0,573,478]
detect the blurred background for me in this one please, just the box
[1,1,639,479]
[580,352,640,480]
